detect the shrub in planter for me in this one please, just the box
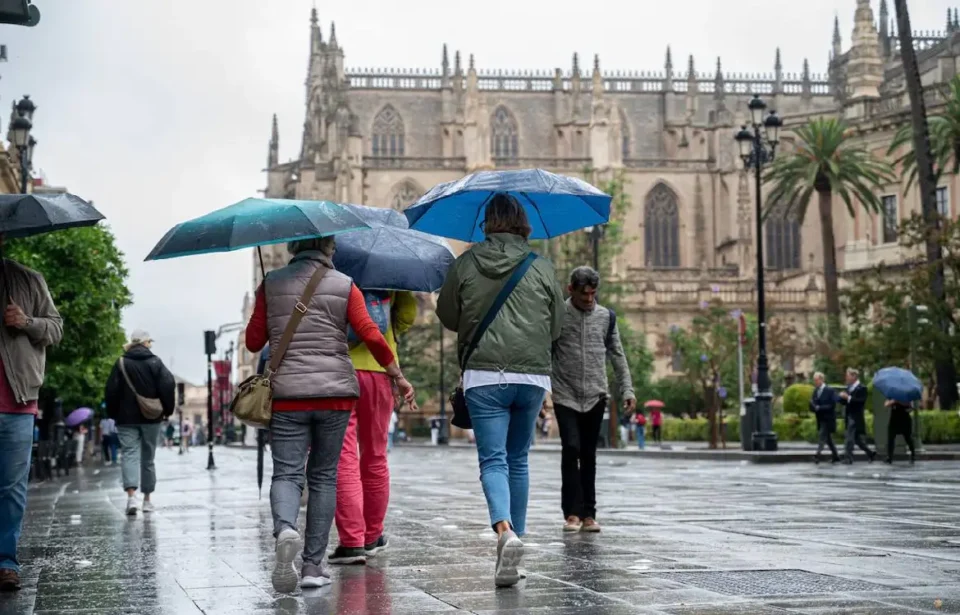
[783,384,815,416]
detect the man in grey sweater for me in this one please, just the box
[551,267,635,533]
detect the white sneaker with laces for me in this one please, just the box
[272,528,303,593]
[142,500,155,513]
[125,497,139,516]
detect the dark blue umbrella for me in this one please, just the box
[873,367,923,403]
[0,193,105,239]
[144,198,369,262]
[403,169,611,242]
[333,204,455,292]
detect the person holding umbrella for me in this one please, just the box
[646,401,664,446]
[873,366,923,465]
[0,235,62,592]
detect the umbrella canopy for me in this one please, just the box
[333,204,455,292]
[144,198,369,261]
[0,193,105,239]
[644,400,665,409]
[873,367,923,403]
[403,169,611,242]
[65,407,93,427]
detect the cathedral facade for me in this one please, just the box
[237,1,960,384]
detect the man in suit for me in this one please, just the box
[810,372,840,464]
[838,368,876,464]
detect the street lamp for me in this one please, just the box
[734,94,782,452]
[9,98,34,194]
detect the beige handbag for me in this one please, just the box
[117,358,165,420]
[230,265,329,429]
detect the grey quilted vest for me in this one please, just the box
[264,251,359,401]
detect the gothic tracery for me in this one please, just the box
[490,106,519,160]
[372,105,405,157]
[645,183,681,268]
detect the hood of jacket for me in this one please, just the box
[469,233,533,278]
[124,345,155,362]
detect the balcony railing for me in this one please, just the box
[364,157,466,170]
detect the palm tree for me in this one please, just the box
[890,0,960,410]
[764,117,895,338]
[888,75,960,189]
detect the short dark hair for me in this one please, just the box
[483,193,532,239]
[570,266,600,290]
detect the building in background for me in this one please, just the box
[241,2,958,382]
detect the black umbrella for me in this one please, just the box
[0,193,105,239]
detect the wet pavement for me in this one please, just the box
[4,445,960,614]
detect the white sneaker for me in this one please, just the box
[142,500,155,513]
[494,530,524,588]
[272,528,302,593]
[125,497,139,516]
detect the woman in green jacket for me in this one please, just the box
[436,193,564,587]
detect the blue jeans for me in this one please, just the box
[635,424,646,450]
[0,414,35,572]
[465,384,546,536]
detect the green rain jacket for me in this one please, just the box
[436,233,564,375]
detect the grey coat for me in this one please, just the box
[551,299,635,413]
[0,259,63,404]
[264,251,359,401]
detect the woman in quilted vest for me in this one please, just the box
[244,236,415,593]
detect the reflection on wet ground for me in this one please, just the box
[3,445,960,614]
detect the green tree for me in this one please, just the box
[888,4,960,410]
[764,117,895,338]
[396,318,459,409]
[6,226,132,411]
[888,76,960,189]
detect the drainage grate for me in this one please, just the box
[651,569,894,596]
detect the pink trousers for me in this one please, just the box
[335,370,394,548]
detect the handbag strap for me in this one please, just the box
[265,264,330,376]
[117,358,138,396]
[460,253,538,371]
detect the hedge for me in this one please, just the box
[782,384,814,416]
[658,410,960,444]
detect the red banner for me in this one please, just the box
[212,360,233,414]
[739,313,747,346]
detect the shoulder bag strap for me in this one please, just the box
[265,265,330,376]
[605,307,617,350]
[117,358,138,395]
[460,253,538,371]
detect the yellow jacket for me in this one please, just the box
[350,290,418,373]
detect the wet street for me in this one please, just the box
[4,445,960,614]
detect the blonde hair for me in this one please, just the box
[846,368,859,379]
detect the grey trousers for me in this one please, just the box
[118,424,162,494]
[844,412,872,461]
[270,410,351,565]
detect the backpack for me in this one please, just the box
[346,290,392,348]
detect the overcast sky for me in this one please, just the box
[0,0,952,383]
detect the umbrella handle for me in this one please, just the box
[257,246,266,281]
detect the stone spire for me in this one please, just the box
[686,55,697,93]
[441,44,451,88]
[774,47,783,94]
[832,14,842,58]
[802,58,812,98]
[310,6,322,52]
[714,57,725,104]
[955,8,959,31]
[592,53,602,93]
[880,0,892,57]
[329,21,339,49]
[571,53,583,120]
[847,0,884,99]
[268,114,279,168]
[572,52,581,78]
[664,46,674,92]
[454,50,462,76]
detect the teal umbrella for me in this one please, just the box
[144,198,369,266]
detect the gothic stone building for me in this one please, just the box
[237,1,960,384]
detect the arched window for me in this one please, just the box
[371,105,405,157]
[491,106,519,161]
[645,183,681,268]
[619,108,630,160]
[765,201,801,271]
[390,180,422,211]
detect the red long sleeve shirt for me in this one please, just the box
[245,283,395,412]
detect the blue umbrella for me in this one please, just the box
[403,169,611,242]
[144,198,369,262]
[873,367,923,403]
[334,204,455,292]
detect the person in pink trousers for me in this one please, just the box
[329,290,417,565]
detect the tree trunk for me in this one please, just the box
[817,189,842,338]
[705,384,718,449]
[895,0,960,410]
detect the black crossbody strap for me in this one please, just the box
[460,253,538,371]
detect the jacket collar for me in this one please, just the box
[124,345,155,360]
[290,250,335,270]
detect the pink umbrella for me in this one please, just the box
[65,407,93,427]
[644,400,665,409]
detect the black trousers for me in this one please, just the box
[555,399,606,520]
[815,416,839,460]
[887,409,916,461]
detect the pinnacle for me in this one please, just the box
[775,47,782,70]
[665,45,673,68]
[593,53,600,73]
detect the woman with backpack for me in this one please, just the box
[104,330,176,516]
[244,236,415,593]
[436,194,565,588]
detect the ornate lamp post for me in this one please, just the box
[10,96,36,194]
[734,94,782,452]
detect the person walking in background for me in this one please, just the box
[618,409,632,448]
[105,330,176,516]
[0,252,62,592]
[650,406,663,446]
[633,410,646,450]
[329,288,417,566]
[437,194,564,588]
[551,267,635,534]
[244,236,415,592]
[810,372,840,464]
[99,416,118,464]
[387,409,398,453]
[838,368,876,464]
[884,399,916,464]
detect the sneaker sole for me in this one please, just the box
[328,555,367,566]
[272,533,302,593]
[300,575,331,589]
[365,541,388,558]
[562,525,581,533]
[494,537,523,588]
[581,526,601,533]
[126,508,138,516]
